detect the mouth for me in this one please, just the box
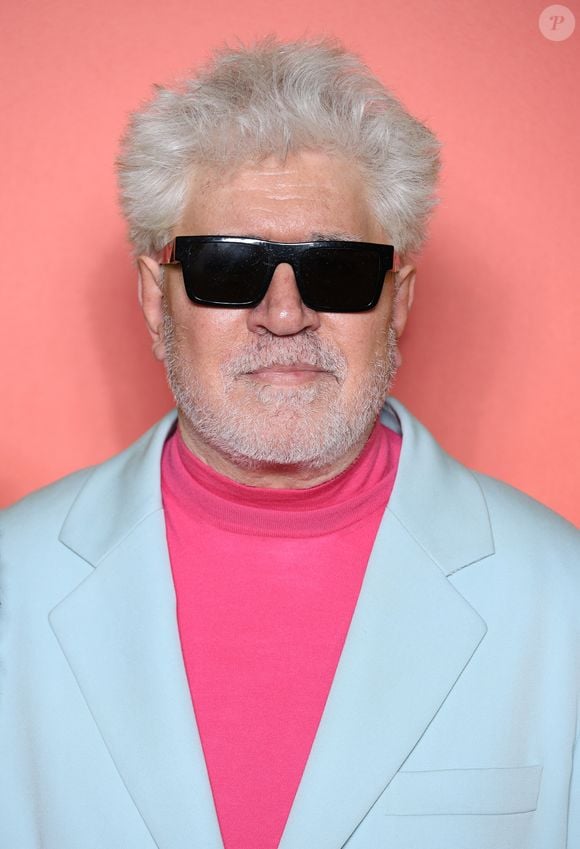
[244,363,329,385]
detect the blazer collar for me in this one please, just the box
[59,399,495,573]
[53,399,493,849]
[383,398,495,575]
[58,409,177,566]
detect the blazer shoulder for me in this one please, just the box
[0,468,98,610]
[471,470,580,596]
[0,466,95,544]
[1,411,176,548]
[474,471,578,546]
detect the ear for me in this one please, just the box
[392,263,416,340]
[137,255,166,362]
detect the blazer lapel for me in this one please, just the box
[278,513,487,849]
[49,413,224,849]
[278,398,494,849]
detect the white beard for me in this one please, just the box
[162,308,399,471]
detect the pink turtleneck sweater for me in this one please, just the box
[161,419,401,849]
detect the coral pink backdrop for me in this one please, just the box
[1,0,578,523]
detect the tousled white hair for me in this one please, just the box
[117,37,441,257]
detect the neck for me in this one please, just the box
[176,414,377,489]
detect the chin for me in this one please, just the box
[179,392,375,470]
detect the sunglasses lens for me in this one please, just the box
[300,247,384,311]
[179,241,267,306]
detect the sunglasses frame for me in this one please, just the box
[161,236,396,313]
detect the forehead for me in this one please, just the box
[177,150,384,242]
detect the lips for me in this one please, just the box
[248,363,325,374]
[242,363,330,386]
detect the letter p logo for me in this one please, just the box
[539,5,576,40]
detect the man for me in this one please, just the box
[1,38,578,849]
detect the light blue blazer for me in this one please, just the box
[1,399,579,849]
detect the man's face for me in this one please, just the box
[140,150,414,483]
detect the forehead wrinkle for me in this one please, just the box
[210,186,345,205]
[192,156,363,199]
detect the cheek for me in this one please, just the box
[171,309,244,373]
[330,314,391,375]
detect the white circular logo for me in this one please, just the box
[539,5,576,40]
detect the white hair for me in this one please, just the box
[117,37,441,257]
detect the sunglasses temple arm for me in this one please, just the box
[158,241,176,264]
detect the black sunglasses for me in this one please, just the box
[161,236,395,313]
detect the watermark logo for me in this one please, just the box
[539,4,576,40]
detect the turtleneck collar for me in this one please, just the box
[161,419,401,538]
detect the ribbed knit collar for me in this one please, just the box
[161,420,401,538]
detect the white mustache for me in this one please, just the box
[222,334,347,380]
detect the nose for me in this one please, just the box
[246,262,321,336]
